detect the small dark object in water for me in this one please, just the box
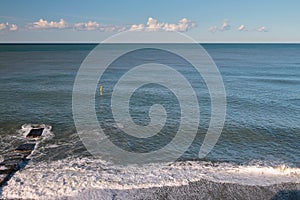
[26,128,44,138]
[14,143,36,152]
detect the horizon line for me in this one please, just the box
[1,42,300,44]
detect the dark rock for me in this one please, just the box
[26,128,44,138]
[14,143,36,152]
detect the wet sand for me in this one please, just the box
[72,179,300,200]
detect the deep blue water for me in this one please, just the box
[0,44,299,166]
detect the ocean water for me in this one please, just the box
[0,44,299,198]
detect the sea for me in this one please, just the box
[0,44,299,199]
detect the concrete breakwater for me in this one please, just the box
[0,127,44,186]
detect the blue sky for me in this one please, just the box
[0,0,299,42]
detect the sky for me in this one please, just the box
[0,0,299,43]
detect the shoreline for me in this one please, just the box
[72,180,300,200]
[1,157,299,199]
[2,177,299,199]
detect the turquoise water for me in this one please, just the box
[0,44,299,167]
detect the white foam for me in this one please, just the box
[45,144,60,148]
[18,123,54,140]
[0,165,9,170]
[1,157,299,199]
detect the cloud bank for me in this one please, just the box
[24,17,196,32]
[1,18,269,34]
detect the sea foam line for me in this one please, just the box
[1,157,299,199]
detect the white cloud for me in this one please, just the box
[237,25,269,32]
[9,24,18,31]
[209,20,231,32]
[220,20,231,31]
[0,23,6,30]
[130,17,196,32]
[73,21,125,32]
[208,25,218,33]
[0,22,18,31]
[129,24,144,31]
[146,17,161,31]
[74,21,100,31]
[100,26,117,32]
[256,26,268,32]
[209,21,269,33]
[238,24,246,31]
[165,18,196,32]
[28,19,67,29]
